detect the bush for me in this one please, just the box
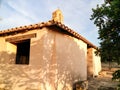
[112,70,120,89]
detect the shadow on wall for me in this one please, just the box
[0,30,87,90]
[0,63,49,90]
[0,51,15,64]
[0,62,76,90]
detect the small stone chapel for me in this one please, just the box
[0,9,101,90]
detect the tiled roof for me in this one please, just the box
[0,20,97,49]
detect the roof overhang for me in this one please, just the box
[0,20,97,49]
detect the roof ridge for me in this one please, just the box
[0,20,53,34]
[0,20,97,49]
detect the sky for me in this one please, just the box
[0,0,104,46]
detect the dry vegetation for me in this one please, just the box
[88,62,120,90]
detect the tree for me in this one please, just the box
[90,0,120,65]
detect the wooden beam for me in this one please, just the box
[6,33,36,43]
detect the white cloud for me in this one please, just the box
[0,0,104,46]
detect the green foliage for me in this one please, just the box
[112,70,120,81]
[91,1,120,89]
[112,70,120,89]
[91,0,120,64]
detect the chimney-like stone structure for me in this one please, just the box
[52,9,64,23]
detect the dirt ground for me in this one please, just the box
[88,62,120,90]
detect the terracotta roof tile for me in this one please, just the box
[0,20,97,49]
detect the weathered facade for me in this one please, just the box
[87,48,101,77]
[0,10,101,90]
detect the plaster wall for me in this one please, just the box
[0,37,8,63]
[87,48,101,77]
[0,37,16,63]
[87,48,94,77]
[0,27,87,90]
[0,30,37,64]
[55,31,87,80]
[6,42,17,64]
[92,48,101,76]
[30,27,87,89]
